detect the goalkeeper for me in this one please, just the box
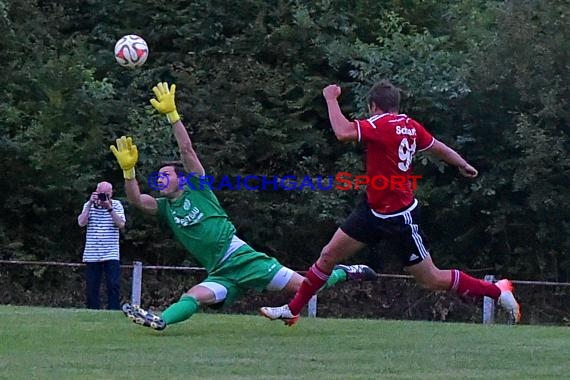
[110,82,377,330]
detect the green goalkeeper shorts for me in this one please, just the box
[202,244,285,306]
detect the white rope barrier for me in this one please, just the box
[3,259,570,323]
[3,260,569,285]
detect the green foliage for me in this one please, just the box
[453,0,570,279]
[1,0,568,283]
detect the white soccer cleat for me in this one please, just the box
[260,304,299,326]
[496,279,521,324]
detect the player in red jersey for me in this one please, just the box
[261,80,520,325]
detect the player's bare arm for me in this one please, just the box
[323,84,358,142]
[426,139,478,178]
[150,82,205,176]
[110,136,158,215]
[171,119,205,176]
[125,180,158,215]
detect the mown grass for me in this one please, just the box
[0,305,568,379]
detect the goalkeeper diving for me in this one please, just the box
[110,82,377,330]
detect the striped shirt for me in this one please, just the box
[81,200,126,262]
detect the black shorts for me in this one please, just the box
[340,199,430,267]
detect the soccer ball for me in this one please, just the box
[114,35,149,68]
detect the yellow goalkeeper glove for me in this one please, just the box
[110,136,139,180]
[150,82,180,124]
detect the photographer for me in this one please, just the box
[77,181,126,310]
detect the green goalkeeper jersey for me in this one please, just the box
[156,175,236,272]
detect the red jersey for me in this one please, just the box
[354,113,434,214]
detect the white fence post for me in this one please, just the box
[308,295,317,318]
[483,274,496,324]
[131,261,143,306]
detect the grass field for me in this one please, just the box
[0,305,568,380]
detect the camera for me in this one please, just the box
[98,193,107,201]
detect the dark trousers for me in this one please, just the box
[85,260,121,310]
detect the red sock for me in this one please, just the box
[288,263,331,315]
[450,269,501,300]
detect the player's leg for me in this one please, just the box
[260,270,302,325]
[159,282,231,325]
[315,199,379,286]
[85,262,102,309]
[260,259,376,326]
[265,267,344,294]
[273,265,375,294]
[399,206,520,323]
[260,229,367,323]
[407,257,493,293]
[261,200,375,324]
[406,258,520,323]
[288,228,367,315]
[257,264,345,326]
[123,280,236,330]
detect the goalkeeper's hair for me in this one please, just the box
[367,80,401,113]
[159,161,186,177]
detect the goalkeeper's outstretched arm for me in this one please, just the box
[150,82,205,176]
[171,118,205,177]
[110,136,158,215]
[124,179,158,215]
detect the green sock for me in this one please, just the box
[321,268,347,290]
[161,295,200,325]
